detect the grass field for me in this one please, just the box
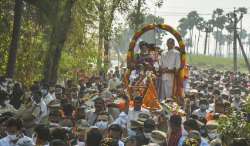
[188,55,249,72]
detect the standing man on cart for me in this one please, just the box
[159,38,181,100]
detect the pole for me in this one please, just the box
[237,34,250,72]
[233,8,238,72]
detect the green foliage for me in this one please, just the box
[0,1,50,85]
[178,7,250,57]
[218,111,250,144]
[59,45,98,80]
[113,14,166,53]
[247,33,250,46]
[0,0,100,86]
[62,0,99,78]
[188,55,248,72]
[140,14,166,45]
[237,7,248,14]
[15,4,49,85]
[239,29,248,40]
[243,96,250,113]
[212,31,226,46]
[0,0,14,74]
[127,0,164,32]
[177,18,189,37]
[187,11,200,30]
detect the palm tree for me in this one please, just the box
[225,21,234,57]
[212,8,227,56]
[178,18,189,37]
[178,17,190,53]
[239,29,248,42]
[185,38,192,52]
[203,19,213,55]
[186,11,200,54]
[239,29,248,58]
[219,34,226,57]
[225,34,233,57]
[195,17,205,55]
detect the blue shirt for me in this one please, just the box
[0,137,14,146]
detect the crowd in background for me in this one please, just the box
[0,65,249,146]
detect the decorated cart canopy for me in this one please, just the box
[125,24,189,108]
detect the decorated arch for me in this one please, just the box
[127,24,188,98]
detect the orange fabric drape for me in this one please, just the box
[142,79,161,110]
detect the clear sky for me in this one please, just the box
[147,0,250,32]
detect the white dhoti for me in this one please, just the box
[158,48,180,100]
[159,73,175,100]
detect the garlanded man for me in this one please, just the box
[159,38,181,100]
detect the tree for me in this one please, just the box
[6,0,23,78]
[213,31,227,56]
[195,17,205,55]
[127,0,163,32]
[212,8,227,56]
[185,38,192,52]
[0,0,106,85]
[186,11,200,54]
[24,0,76,85]
[113,14,166,54]
[239,29,248,41]
[178,11,201,54]
[219,33,226,56]
[60,0,99,80]
[140,14,166,45]
[1,0,50,84]
[239,29,248,57]
[0,0,13,74]
[203,19,213,55]
[225,19,234,57]
[177,18,189,37]
[225,34,233,57]
[127,0,145,31]
[96,0,133,71]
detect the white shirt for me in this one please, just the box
[16,136,34,146]
[129,70,139,84]
[0,135,33,146]
[43,93,55,105]
[231,100,242,111]
[127,107,149,128]
[113,112,128,128]
[118,140,124,146]
[32,100,48,124]
[160,49,181,80]
[108,78,121,90]
[74,141,85,146]
[192,109,209,119]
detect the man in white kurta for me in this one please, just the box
[159,38,181,100]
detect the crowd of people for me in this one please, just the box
[0,39,250,146]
